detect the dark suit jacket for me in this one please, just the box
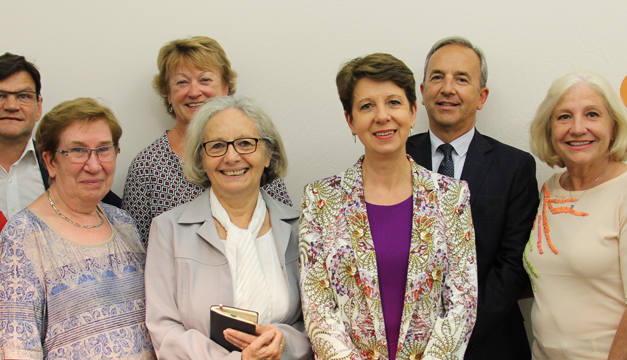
[34,142,122,208]
[407,130,538,360]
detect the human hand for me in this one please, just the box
[225,324,285,360]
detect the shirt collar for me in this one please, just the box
[429,127,475,157]
[21,137,39,162]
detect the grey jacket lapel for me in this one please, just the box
[178,190,226,255]
[177,189,299,260]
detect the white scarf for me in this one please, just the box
[209,188,272,324]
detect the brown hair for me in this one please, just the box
[36,97,122,163]
[336,53,416,117]
[0,52,42,97]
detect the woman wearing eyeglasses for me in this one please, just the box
[0,98,154,359]
[145,95,312,360]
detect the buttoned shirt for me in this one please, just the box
[429,127,475,180]
[0,138,46,219]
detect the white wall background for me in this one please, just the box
[5,0,627,343]
[5,0,627,198]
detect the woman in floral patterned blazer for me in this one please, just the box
[298,53,478,360]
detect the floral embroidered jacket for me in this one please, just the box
[298,157,478,360]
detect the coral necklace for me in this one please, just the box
[46,190,104,229]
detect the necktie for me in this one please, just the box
[437,143,455,178]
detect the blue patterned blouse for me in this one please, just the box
[0,204,155,359]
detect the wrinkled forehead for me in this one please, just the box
[428,45,482,75]
[204,108,260,139]
[558,82,605,105]
[58,119,114,145]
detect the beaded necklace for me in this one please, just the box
[46,190,104,229]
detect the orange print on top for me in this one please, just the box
[534,183,589,255]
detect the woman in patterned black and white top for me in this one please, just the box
[122,36,291,246]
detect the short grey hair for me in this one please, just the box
[184,94,288,187]
[423,36,488,90]
[529,69,627,168]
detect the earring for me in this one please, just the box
[168,104,173,113]
[353,134,356,143]
[410,126,414,135]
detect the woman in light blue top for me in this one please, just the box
[0,98,154,359]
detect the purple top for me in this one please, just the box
[366,196,413,360]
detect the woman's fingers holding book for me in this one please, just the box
[243,325,285,360]
[254,324,270,335]
[242,332,272,359]
[224,328,258,350]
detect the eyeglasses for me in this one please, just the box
[56,145,120,163]
[202,138,266,157]
[0,90,39,105]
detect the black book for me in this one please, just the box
[210,305,258,352]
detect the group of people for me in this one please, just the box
[0,34,625,360]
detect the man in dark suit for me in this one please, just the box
[406,37,539,359]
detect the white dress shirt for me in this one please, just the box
[0,139,46,219]
[429,127,475,180]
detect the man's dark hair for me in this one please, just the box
[0,53,42,97]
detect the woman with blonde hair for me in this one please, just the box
[123,36,292,245]
[525,69,627,359]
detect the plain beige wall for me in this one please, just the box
[5,0,627,197]
[4,0,627,346]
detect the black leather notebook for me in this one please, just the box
[210,305,258,352]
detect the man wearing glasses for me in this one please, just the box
[0,53,120,222]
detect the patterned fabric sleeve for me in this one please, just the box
[298,182,362,360]
[263,179,293,207]
[0,216,46,359]
[423,179,477,359]
[122,155,154,246]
